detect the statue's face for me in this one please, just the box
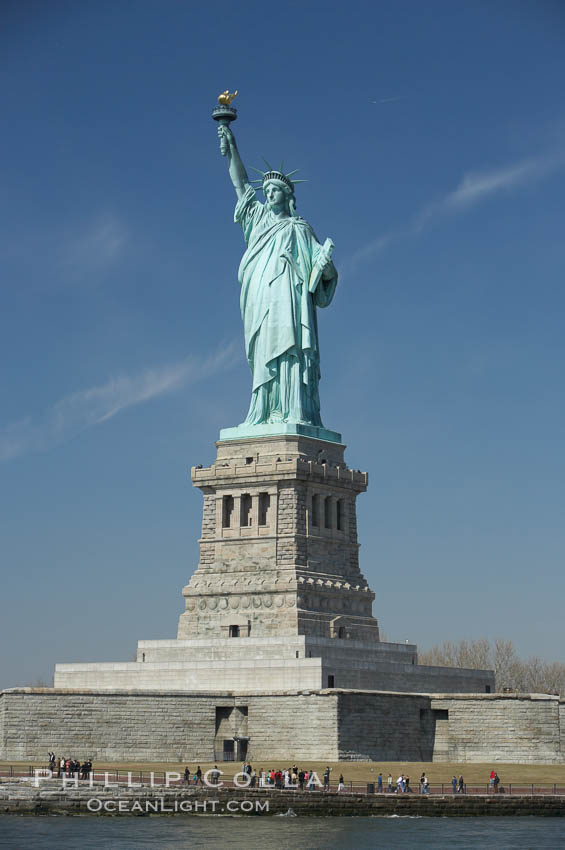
[264,182,286,209]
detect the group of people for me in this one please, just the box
[46,755,504,795]
[370,772,432,794]
[376,773,414,793]
[181,764,345,792]
[489,770,501,792]
[183,765,205,785]
[389,774,413,793]
[183,764,257,787]
[261,766,318,790]
[258,765,342,791]
[48,752,92,779]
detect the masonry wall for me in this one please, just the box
[1,689,562,764]
[322,661,494,694]
[54,658,322,692]
[431,694,563,764]
[337,692,434,760]
[0,689,338,763]
[247,692,339,762]
[336,691,564,764]
[0,690,218,762]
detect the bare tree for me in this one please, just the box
[419,638,491,670]
[418,638,565,695]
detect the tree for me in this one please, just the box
[418,638,565,695]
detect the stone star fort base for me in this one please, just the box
[2,433,563,763]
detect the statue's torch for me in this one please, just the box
[212,90,238,156]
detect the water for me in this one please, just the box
[0,816,562,849]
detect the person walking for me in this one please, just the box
[458,774,464,794]
[451,775,457,794]
[377,773,383,793]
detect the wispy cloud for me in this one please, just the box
[2,211,128,290]
[60,213,127,274]
[344,234,394,269]
[343,150,565,273]
[0,342,239,463]
[414,151,565,230]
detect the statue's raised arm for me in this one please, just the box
[212,91,250,201]
[217,124,250,201]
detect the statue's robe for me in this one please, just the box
[235,186,338,425]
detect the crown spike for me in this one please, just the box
[249,166,267,176]
[262,157,274,171]
[285,169,300,178]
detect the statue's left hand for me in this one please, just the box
[319,249,335,278]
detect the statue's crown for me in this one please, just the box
[262,170,295,192]
[250,160,307,194]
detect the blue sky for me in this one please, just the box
[1,0,564,688]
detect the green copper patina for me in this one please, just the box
[215,105,340,444]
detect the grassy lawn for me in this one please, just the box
[2,760,565,785]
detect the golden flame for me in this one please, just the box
[218,90,238,106]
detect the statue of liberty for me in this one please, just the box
[216,110,338,432]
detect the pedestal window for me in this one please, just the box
[311,494,320,527]
[240,494,252,527]
[258,492,270,526]
[222,495,234,528]
[324,496,332,529]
